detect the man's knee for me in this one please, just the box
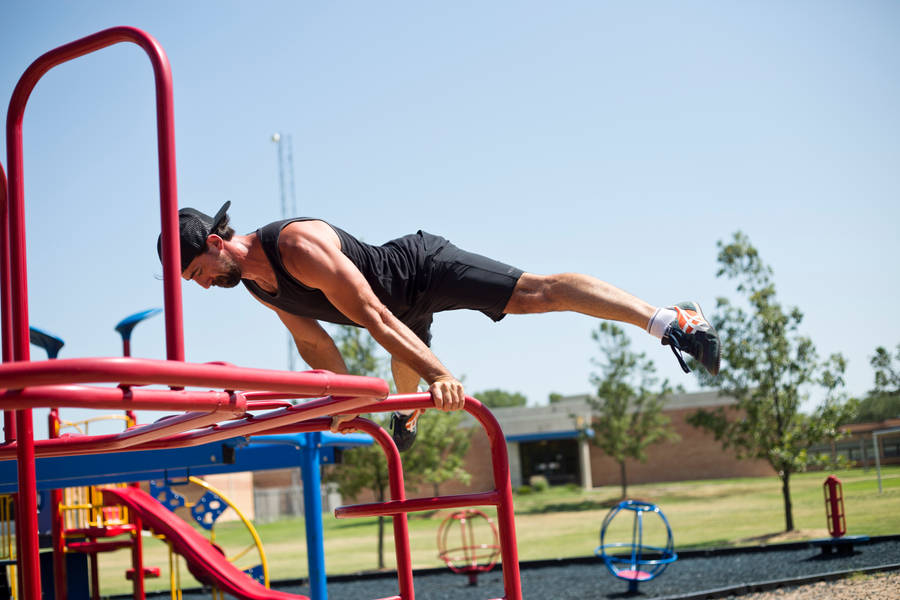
[504,273,557,314]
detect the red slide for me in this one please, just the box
[102,486,308,600]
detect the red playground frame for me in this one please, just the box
[2,27,522,600]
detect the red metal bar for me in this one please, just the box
[334,491,501,519]
[5,26,183,363]
[12,409,38,597]
[89,545,101,600]
[269,397,522,600]
[105,409,238,448]
[0,394,378,460]
[48,406,66,600]
[1,385,243,413]
[130,514,146,600]
[0,358,389,398]
[336,417,414,600]
[336,395,522,600]
[0,162,12,442]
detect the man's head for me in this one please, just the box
[157,201,241,288]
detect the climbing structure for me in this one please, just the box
[1,26,522,599]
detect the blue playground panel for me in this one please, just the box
[0,430,371,600]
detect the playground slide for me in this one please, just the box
[102,487,306,600]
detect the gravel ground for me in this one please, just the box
[728,571,900,600]
[173,539,900,600]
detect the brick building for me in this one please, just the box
[252,392,900,513]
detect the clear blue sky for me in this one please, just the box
[3,2,898,438]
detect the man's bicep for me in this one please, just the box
[282,232,386,326]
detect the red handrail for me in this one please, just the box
[5,26,184,597]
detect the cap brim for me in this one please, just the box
[211,201,231,232]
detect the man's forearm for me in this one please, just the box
[295,338,348,374]
[364,309,451,385]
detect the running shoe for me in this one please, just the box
[661,301,721,376]
[390,410,421,452]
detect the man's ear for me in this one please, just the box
[206,234,224,251]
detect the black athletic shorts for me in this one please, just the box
[401,233,524,346]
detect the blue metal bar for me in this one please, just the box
[301,431,327,600]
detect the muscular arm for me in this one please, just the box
[277,221,464,409]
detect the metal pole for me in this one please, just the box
[873,432,882,494]
[271,133,296,372]
[300,432,326,600]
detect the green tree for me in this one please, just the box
[687,232,857,532]
[585,322,679,498]
[402,409,472,496]
[846,344,900,423]
[321,325,393,568]
[474,389,528,409]
[548,392,564,404]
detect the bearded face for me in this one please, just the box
[212,253,242,288]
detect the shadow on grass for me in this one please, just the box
[517,498,622,514]
[329,519,383,531]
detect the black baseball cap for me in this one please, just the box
[157,201,231,272]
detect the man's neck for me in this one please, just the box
[232,233,278,290]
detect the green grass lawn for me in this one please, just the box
[97,466,900,596]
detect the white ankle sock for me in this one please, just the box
[647,307,677,339]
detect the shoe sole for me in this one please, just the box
[687,301,721,376]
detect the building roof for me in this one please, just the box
[465,390,736,440]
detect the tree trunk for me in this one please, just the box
[781,472,794,532]
[376,480,385,569]
[377,515,385,569]
[619,460,628,499]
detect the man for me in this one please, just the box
[158,202,720,450]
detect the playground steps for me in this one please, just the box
[65,523,138,554]
[65,524,136,538]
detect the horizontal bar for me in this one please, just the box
[67,540,133,553]
[0,409,238,459]
[111,410,230,448]
[1,385,242,413]
[334,491,501,519]
[0,358,389,398]
[0,395,377,460]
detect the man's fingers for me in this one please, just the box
[429,377,465,412]
[431,383,445,411]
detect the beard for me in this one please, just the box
[212,255,242,288]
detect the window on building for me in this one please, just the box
[883,439,900,458]
[518,438,580,486]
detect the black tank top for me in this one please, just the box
[242,218,448,327]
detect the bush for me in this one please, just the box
[528,475,549,492]
[516,485,533,495]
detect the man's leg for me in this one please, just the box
[390,358,424,451]
[391,358,422,393]
[503,273,655,326]
[503,273,720,375]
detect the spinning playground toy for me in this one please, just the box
[1,26,523,600]
[595,500,677,593]
[437,508,501,586]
